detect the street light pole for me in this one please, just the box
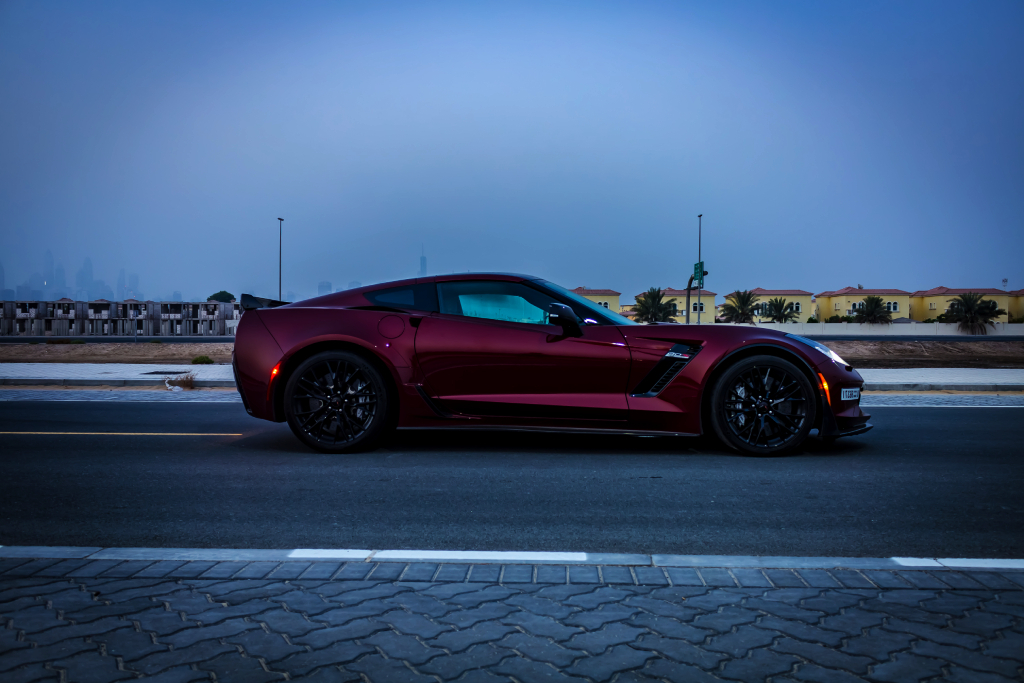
[697,214,703,325]
[278,218,284,300]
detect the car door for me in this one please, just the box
[414,280,632,421]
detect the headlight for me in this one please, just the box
[786,334,849,367]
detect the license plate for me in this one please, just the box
[841,387,860,401]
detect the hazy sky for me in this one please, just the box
[2,0,1022,302]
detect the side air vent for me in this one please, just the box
[630,344,701,398]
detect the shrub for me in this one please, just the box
[806,316,819,324]
[72,339,84,344]
[192,355,214,365]
[149,339,162,344]
[46,339,72,344]
[166,371,196,390]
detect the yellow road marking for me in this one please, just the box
[0,432,243,436]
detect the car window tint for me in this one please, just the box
[437,281,560,325]
[364,283,438,312]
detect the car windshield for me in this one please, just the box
[536,280,639,325]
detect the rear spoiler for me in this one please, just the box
[240,293,290,311]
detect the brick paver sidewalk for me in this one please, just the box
[2,558,1022,682]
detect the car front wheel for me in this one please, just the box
[710,355,816,455]
[284,351,391,453]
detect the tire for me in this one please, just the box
[284,350,392,453]
[710,355,816,456]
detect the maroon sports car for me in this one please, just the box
[233,273,871,455]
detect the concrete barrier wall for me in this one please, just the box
[749,322,1024,336]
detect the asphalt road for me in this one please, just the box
[1,401,1021,558]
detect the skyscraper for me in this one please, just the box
[318,281,332,296]
[419,246,427,277]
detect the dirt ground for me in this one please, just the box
[823,340,1024,368]
[0,343,234,364]
[1,339,1022,368]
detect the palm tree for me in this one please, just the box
[633,287,677,323]
[763,297,798,323]
[946,292,1007,335]
[720,290,760,324]
[853,295,892,324]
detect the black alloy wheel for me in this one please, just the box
[710,355,816,455]
[284,351,391,453]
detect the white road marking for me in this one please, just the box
[288,549,372,560]
[373,550,589,563]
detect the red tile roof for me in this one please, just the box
[909,286,1009,297]
[572,287,621,296]
[815,287,911,297]
[1009,289,1024,297]
[748,288,813,296]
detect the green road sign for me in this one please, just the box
[693,261,705,288]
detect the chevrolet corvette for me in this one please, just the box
[233,273,871,455]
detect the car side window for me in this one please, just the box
[364,283,438,312]
[437,281,561,325]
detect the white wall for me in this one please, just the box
[747,322,1024,336]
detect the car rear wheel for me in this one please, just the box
[284,351,391,453]
[710,355,816,455]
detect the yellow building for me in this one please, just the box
[909,287,1010,322]
[814,287,912,321]
[746,288,816,323]
[1009,289,1024,322]
[571,287,620,312]
[621,288,717,323]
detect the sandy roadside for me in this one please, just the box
[0,342,234,364]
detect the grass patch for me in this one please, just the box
[148,339,162,344]
[192,355,214,365]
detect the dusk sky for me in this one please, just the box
[2,0,1022,303]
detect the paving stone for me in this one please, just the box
[314,601,394,626]
[949,610,1017,635]
[858,571,911,589]
[633,634,725,669]
[190,600,277,626]
[295,563,341,580]
[225,629,306,661]
[0,558,33,575]
[534,585,602,602]
[787,662,867,683]
[468,565,502,583]
[775,636,875,674]
[704,625,778,657]
[883,616,982,648]
[377,609,450,638]
[437,601,516,628]
[287,667,361,683]
[396,563,436,582]
[916,593,984,615]
[201,580,285,601]
[6,559,63,577]
[273,590,331,616]
[691,606,759,634]
[365,563,404,581]
[566,643,654,680]
[501,610,582,640]
[492,656,588,682]
[565,587,630,610]
[8,604,65,633]
[829,570,875,589]
[682,588,751,612]
[602,567,636,585]
[894,571,949,590]
[865,652,945,682]
[912,641,1020,678]
[346,654,442,682]
[295,619,388,648]
[983,628,1024,659]
[430,620,518,653]
[165,562,220,579]
[94,581,183,603]
[499,633,581,667]
[34,560,93,578]
[625,595,699,622]
[664,568,705,586]
[454,670,515,683]
[837,626,913,662]
[331,583,411,606]
[997,571,1024,589]
[383,592,450,618]
[564,602,639,630]
[632,568,669,586]
[131,562,189,579]
[697,568,736,587]
[743,597,824,624]
[506,594,575,619]
[88,626,168,661]
[228,563,280,580]
[503,565,536,585]
[942,666,1021,683]
[272,643,376,677]
[429,564,468,582]
[191,651,283,683]
[730,568,772,588]
[323,566,373,585]
[97,561,157,578]
[532,565,565,584]
[962,572,1021,591]
[799,592,866,613]
[132,607,198,637]
[818,609,887,636]
[752,615,845,647]
[763,570,807,588]
[447,586,519,609]
[360,629,445,665]
[790,570,840,589]
[419,643,511,678]
[257,610,324,638]
[639,658,724,682]
[564,622,645,655]
[130,640,238,675]
[717,647,800,682]
[127,666,211,683]
[629,613,710,643]
[266,563,311,580]
[157,617,261,650]
[0,664,61,683]
[49,649,136,683]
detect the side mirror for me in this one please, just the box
[548,303,581,334]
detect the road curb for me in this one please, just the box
[863,382,1024,392]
